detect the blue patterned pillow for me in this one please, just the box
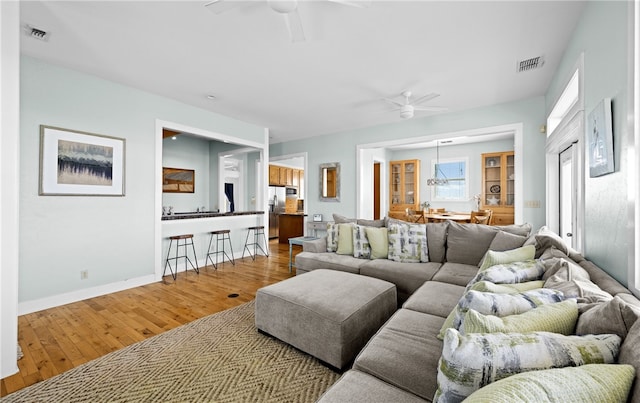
[352,224,371,259]
[326,222,339,252]
[387,222,428,263]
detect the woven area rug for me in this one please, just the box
[2,301,340,402]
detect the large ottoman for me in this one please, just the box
[255,269,397,369]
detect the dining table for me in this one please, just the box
[408,212,471,223]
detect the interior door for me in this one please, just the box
[373,162,380,219]
[559,145,576,247]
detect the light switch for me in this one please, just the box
[525,200,541,208]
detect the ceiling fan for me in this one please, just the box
[384,91,448,119]
[204,0,369,43]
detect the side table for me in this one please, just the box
[288,236,318,272]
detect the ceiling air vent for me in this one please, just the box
[24,24,50,41]
[517,56,544,73]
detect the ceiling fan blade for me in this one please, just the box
[284,9,305,42]
[327,0,372,8]
[204,0,240,14]
[383,98,405,107]
[412,93,440,105]
[413,106,449,112]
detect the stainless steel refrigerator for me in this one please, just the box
[268,186,286,239]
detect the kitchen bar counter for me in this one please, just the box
[278,213,307,244]
[161,210,264,221]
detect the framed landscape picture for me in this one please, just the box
[39,125,126,196]
[587,98,614,177]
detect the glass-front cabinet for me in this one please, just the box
[389,159,420,219]
[481,151,514,225]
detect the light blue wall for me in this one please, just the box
[545,2,630,284]
[391,139,514,212]
[162,136,210,213]
[19,56,264,303]
[271,96,547,229]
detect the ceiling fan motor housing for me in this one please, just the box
[400,105,414,119]
[267,0,298,13]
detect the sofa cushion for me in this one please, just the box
[356,218,386,228]
[463,364,635,403]
[426,222,448,263]
[578,258,634,297]
[431,262,480,287]
[333,213,356,223]
[461,298,578,335]
[542,257,590,281]
[619,319,640,403]
[544,275,613,303]
[387,222,428,263]
[354,309,445,401]
[435,329,622,402]
[494,223,532,237]
[403,281,466,318]
[316,370,426,403]
[577,296,640,338]
[360,259,441,304]
[352,224,371,259]
[445,222,499,266]
[365,227,388,259]
[293,252,367,274]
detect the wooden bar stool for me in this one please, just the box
[205,229,235,269]
[242,225,269,261]
[163,234,199,280]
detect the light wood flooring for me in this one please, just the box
[1,239,298,397]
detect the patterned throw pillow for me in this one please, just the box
[452,288,565,333]
[352,224,371,259]
[462,299,578,335]
[463,364,635,403]
[470,280,545,294]
[434,329,622,402]
[326,222,339,252]
[469,260,545,290]
[387,222,428,263]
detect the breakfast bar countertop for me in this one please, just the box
[161,210,265,221]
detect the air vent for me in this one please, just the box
[517,56,545,72]
[24,24,50,41]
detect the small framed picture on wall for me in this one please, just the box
[587,98,614,177]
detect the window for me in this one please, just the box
[431,157,468,201]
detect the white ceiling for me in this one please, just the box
[19,1,586,144]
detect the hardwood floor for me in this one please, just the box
[1,239,298,397]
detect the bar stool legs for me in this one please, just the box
[163,234,199,280]
[242,225,269,261]
[205,229,235,269]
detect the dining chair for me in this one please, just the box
[470,210,493,225]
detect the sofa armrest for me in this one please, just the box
[303,236,327,253]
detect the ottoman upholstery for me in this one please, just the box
[255,269,397,369]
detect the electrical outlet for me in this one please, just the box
[80,270,88,280]
[525,200,541,208]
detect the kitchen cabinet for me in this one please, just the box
[269,165,280,185]
[481,151,514,225]
[292,169,300,187]
[269,165,303,188]
[388,159,420,217]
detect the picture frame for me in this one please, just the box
[39,125,125,196]
[587,98,614,177]
[313,214,323,222]
[162,167,195,193]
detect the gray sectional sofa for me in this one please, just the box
[293,220,640,402]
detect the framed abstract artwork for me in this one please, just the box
[587,98,614,177]
[162,167,195,193]
[39,125,126,196]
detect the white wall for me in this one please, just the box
[545,1,631,285]
[162,135,211,212]
[19,56,265,313]
[0,0,21,378]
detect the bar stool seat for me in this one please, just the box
[163,234,199,280]
[205,229,235,269]
[242,225,269,260]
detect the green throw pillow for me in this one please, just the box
[462,298,578,335]
[463,364,635,403]
[336,223,354,255]
[434,329,622,402]
[365,227,388,259]
[478,244,535,271]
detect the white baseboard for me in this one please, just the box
[18,274,157,315]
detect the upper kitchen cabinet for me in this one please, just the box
[269,164,303,188]
[389,159,420,217]
[481,151,514,225]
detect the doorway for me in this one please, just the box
[559,144,576,247]
[373,162,381,219]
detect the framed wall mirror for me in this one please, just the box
[319,162,340,202]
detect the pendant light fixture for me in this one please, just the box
[426,141,449,186]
